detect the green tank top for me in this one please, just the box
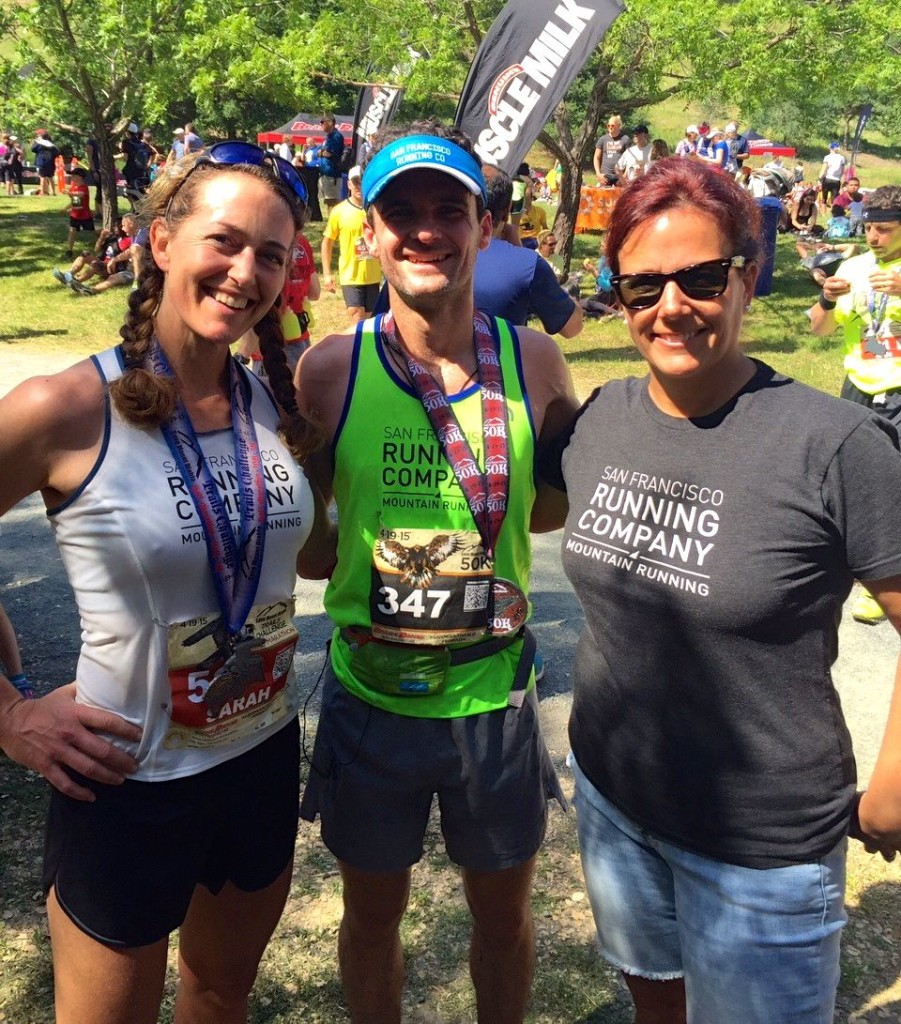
[326,314,537,718]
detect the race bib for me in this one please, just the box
[859,326,901,360]
[162,600,297,750]
[354,235,375,261]
[369,527,493,645]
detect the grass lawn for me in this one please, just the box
[1,195,899,1023]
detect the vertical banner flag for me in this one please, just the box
[350,85,405,166]
[455,0,623,175]
[850,104,873,167]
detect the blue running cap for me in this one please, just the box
[362,135,487,209]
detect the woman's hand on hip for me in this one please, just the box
[0,683,142,801]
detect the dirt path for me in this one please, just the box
[1,348,900,1022]
[0,346,92,399]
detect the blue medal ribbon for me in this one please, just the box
[149,339,267,636]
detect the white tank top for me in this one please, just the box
[49,347,314,781]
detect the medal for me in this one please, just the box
[490,578,528,636]
[149,339,267,639]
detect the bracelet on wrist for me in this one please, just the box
[8,673,35,699]
[818,293,837,311]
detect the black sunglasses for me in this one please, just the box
[168,141,308,212]
[611,256,747,309]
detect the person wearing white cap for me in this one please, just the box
[168,127,186,163]
[724,120,750,174]
[119,122,150,199]
[2,132,24,195]
[700,127,729,171]
[320,163,382,322]
[296,119,578,1024]
[675,124,699,158]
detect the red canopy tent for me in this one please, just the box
[746,131,796,158]
[257,113,354,146]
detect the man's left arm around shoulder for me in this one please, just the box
[516,326,580,532]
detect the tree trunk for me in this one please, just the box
[94,121,121,233]
[552,158,583,277]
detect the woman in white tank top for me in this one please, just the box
[0,144,335,1024]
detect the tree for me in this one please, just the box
[0,0,191,227]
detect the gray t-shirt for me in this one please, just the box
[558,363,901,867]
[594,132,631,177]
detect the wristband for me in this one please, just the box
[9,673,34,699]
[818,294,837,311]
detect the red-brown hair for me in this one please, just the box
[604,158,762,273]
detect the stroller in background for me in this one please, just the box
[747,164,794,231]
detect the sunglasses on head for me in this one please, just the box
[168,141,308,212]
[611,256,747,309]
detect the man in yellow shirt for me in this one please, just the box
[321,164,382,322]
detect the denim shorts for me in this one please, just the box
[572,757,847,1024]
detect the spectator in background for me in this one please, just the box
[820,142,846,206]
[142,129,159,165]
[615,125,652,182]
[789,184,820,232]
[318,113,345,212]
[834,176,862,213]
[300,137,322,221]
[183,122,203,154]
[847,190,866,237]
[302,137,320,167]
[536,229,566,283]
[795,239,856,286]
[276,135,293,163]
[701,127,729,171]
[320,163,380,321]
[120,122,151,201]
[593,114,631,185]
[32,129,59,195]
[475,167,583,338]
[518,187,548,249]
[63,166,96,257]
[84,132,102,215]
[510,162,532,225]
[824,204,852,241]
[169,127,186,163]
[675,124,698,158]
[793,160,805,184]
[1,134,24,195]
[54,152,67,195]
[53,212,136,295]
[0,602,31,699]
[649,139,670,165]
[724,121,749,174]
[808,185,901,623]
[695,122,712,159]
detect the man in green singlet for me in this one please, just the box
[296,121,578,1024]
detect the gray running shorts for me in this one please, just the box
[300,662,564,873]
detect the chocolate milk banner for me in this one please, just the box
[455,0,623,174]
[350,85,405,166]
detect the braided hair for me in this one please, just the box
[110,152,320,462]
